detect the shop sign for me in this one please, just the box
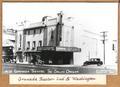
[37,47,55,51]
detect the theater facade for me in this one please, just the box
[15,12,81,65]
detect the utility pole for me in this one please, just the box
[100,31,108,65]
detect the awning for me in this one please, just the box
[24,51,41,53]
[37,46,81,52]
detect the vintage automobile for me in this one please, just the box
[30,55,44,65]
[83,58,103,66]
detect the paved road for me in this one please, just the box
[2,63,116,74]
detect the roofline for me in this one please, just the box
[24,26,46,30]
[24,24,57,30]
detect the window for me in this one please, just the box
[30,30,33,35]
[28,30,30,35]
[38,41,42,47]
[60,37,62,41]
[32,41,36,49]
[51,30,54,40]
[24,30,26,35]
[40,29,42,34]
[19,34,22,48]
[112,44,115,51]
[72,26,74,29]
[27,41,30,50]
[33,29,36,34]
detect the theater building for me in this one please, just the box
[16,12,81,64]
[15,30,24,63]
[16,12,117,66]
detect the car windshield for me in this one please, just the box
[89,58,100,61]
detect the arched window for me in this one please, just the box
[51,30,54,40]
[32,41,36,49]
[38,41,42,47]
[27,41,30,50]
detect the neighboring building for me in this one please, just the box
[2,46,14,63]
[2,28,16,47]
[73,28,102,65]
[2,28,16,62]
[16,12,81,64]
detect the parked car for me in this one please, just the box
[83,58,103,66]
[30,55,44,65]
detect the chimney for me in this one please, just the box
[42,16,48,25]
[57,11,63,24]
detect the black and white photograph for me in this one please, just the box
[2,2,118,74]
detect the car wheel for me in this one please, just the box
[97,63,101,66]
[35,62,38,65]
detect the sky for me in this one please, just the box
[3,2,118,42]
[3,3,118,32]
[3,2,118,66]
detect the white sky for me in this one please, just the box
[3,2,118,40]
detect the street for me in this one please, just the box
[2,63,117,74]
